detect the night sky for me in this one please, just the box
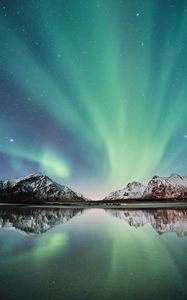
[0,0,187,199]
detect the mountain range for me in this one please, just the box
[0,173,187,203]
[104,174,187,200]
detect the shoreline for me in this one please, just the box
[1,201,187,209]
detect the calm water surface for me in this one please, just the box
[0,206,187,300]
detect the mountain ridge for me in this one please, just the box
[104,173,187,201]
[0,173,87,203]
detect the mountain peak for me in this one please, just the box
[143,174,187,199]
[104,181,146,200]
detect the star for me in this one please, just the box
[0,0,187,199]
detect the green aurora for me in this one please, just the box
[0,0,187,198]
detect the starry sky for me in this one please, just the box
[0,0,187,199]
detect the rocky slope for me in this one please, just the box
[0,173,87,203]
[104,174,187,200]
[104,181,146,200]
[1,173,187,202]
[143,174,187,199]
[107,208,187,236]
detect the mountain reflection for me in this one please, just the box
[1,206,187,237]
[0,206,83,234]
[107,208,187,236]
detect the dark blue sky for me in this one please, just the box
[0,0,187,198]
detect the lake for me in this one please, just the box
[0,205,187,300]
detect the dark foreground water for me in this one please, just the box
[0,206,187,300]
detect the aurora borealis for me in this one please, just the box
[0,0,187,198]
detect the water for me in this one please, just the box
[0,205,187,300]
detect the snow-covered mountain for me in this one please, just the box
[143,174,187,199]
[0,173,87,203]
[104,174,187,200]
[0,207,82,234]
[104,181,146,200]
[1,172,187,202]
